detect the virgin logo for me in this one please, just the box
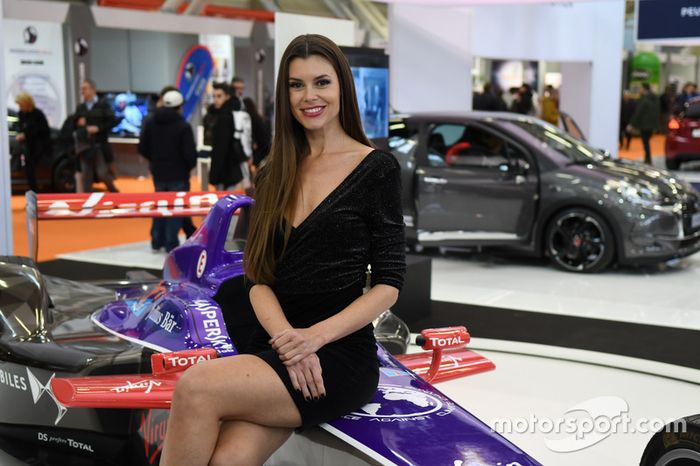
[139,410,168,464]
[42,192,222,219]
[110,380,162,394]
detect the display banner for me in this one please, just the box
[176,45,214,121]
[197,34,233,118]
[2,18,67,128]
[637,0,700,41]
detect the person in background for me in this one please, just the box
[628,83,660,165]
[138,90,197,252]
[243,97,271,172]
[512,84,535,115]
[231,76,245,107]
[674,82,697,115]
[154,84,197,239]
[540,85,560,126]
[473,83,506,112]
[619,90,636,151]
[659,84,676,133]
[74,79,119,192]
[209,82,246,191]
[14,92,51,193]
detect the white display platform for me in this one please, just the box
[57,237,700,332]
[267,339,700,466]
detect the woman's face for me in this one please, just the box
[16,101,31,113]
[287,55,341,132]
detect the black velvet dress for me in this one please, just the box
[246,149,406,428]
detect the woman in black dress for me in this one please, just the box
[160,34,405,466]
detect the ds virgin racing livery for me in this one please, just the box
[0,194,541,465]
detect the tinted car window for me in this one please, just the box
[503,118,605,163]
[388,119,419,157]
[686,100,700,119]
[428,123,508,169]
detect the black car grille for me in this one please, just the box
[682,196,700,235]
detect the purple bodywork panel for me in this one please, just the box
[325,350,542,465]
[93,194,542,466]
[94,195,252,356]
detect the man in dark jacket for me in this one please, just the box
[74,79,119,192]
[473,83,507,112]
[628,83,661,164]
[619,90,636,150]
[209,83,246,190]
[138,90,197,252]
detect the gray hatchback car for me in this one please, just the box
[389,112,700,272]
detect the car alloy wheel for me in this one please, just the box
[546,208,615,273]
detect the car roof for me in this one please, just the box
[391,111,537,124]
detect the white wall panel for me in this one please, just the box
[560,62,592,139]
[389,4,472,113]
[274,13,354,81]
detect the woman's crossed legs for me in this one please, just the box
[160,354,302,466]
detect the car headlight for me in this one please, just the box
[615,180,666,208]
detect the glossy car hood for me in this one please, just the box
[583,159,696,202]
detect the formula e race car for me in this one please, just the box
[0,193,542,466]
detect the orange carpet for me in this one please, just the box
[618,134,665,162]
[11,176,204,262]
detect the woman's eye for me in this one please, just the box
[316,79,330,87]
[289,82,303,89]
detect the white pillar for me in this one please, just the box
[560,62,592,140]
[388,4,472,113]
[0,6,14,255]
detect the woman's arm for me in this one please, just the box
[248,284,293,337]
[249,283,326,398]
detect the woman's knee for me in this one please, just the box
[172,364,212,411]
[209,442,264,466]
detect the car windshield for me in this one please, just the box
[685,99,700,119]
[502,118,606,163]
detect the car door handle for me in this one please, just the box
[424,177,448,185]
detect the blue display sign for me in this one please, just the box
[176,45,214,121]
[637,0,700,41]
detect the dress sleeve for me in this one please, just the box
[367,154,406,291]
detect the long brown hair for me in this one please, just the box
[244,34,372,285]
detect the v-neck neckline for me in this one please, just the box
[290,149,378,231]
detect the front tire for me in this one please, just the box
[640,415,700,466]
[545,207,615,273]
[666,157,680,171]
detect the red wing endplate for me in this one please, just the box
[51,349,217,409]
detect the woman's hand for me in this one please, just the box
[286,353,326,401]
[270,328,325,366]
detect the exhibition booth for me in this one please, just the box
[0,0,700,465]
